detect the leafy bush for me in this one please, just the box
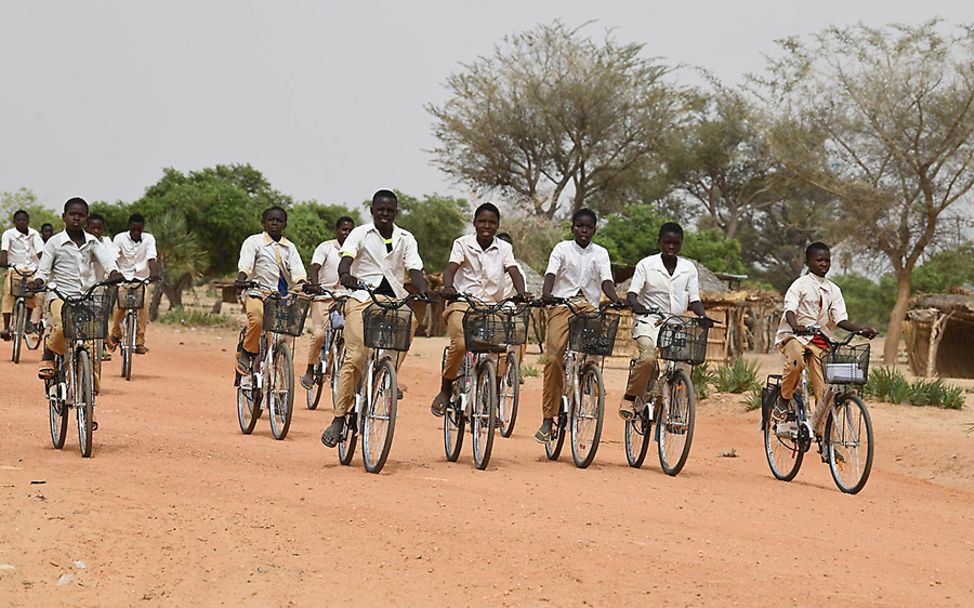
[714,356,761,393]
[691,362,715,400]
[864,367,911,404]
[520,364,540,378]
[158,310,232,327]
[864,366,965,409]
[746,387,763,411]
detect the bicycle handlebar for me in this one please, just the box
[542,297,626,317]
[795,325,870,347]
[356,282,431,309]
[441,291,530,314]
[39,276,123,303]
[633,305,719,328]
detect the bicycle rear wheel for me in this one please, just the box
[498,352,519,438]
[471,358,497,470]
[657,370,695,476]
[268,342,294,440]
[571,364,604,469]
[12,299,25,363]
[362,357,397,474]
[825,394,874,494]
[76,349,95,458]
[544,405,567,461]
[48,370,68,449]
[121,314,134,381]
[764,396,804,481]
[625,398,652,468]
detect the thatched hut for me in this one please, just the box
[904,287,974,378]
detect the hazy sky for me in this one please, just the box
[2,1,972,212]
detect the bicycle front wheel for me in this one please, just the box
[571,364,604,469]
[498,352,519,438]
[75,349,95,458]
[12,299,25,363]
[471,358,497,470]
[338,413,357,466]
[268,342,294,440]
[657,369,695,476]
[48,373,68,449]
[306,365,323,410]
[361,357,397,474]
[121,314,134,380]
[329,333,345,412]
[25,315,43,350]
[825,394,874,494]
[544,405,567,461]
[625,398,652,468]
[443,388,464,463]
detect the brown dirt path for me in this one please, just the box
[1,326,972,607]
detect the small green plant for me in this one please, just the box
[520,364,540,378]
[691,362,715,400]
[745,387,763,411]
[715,356,761,394]
[907,378,965,410]
[864,366,964,409]
[864,367,910,404]
[158,309,232,327]
[537,353,548,366]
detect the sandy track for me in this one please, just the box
[1,326,972,607]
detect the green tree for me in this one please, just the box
[832,274,898,333]
[147,213,211,317]
[1,188,60,230]
[754,21,974,364]
[286,202,361,267]
[912,243,974,294]
[89,200,133,236]
[428,20,684,218]
[392,192,468,272]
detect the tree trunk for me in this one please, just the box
[883,269,913,365]
[148,283,165,321]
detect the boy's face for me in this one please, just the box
[41,225,54,241]
[335,221,354,244]
[807,249,831,277]
[87,219,105,238]
[371,197,397,228]
[13,214,29,231]
[658,232,683,259]
[571,216,596,247]
[129,222,145,240]
[63,204,88,232]
[262,210,287,239]
[473,210,499,241]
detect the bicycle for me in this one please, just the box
[762,327,875,494]
[7,266,44,363]
[441,293,529,470]
[333,284,427,474]
[305,288,347,411]
[542,298,623,468]
[235,284,311,440]
[115,277,158,381]
[497,343,522,438]
[624,309,711,476]
[40,278,119,457]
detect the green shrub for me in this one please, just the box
[715,356,761,394]
[745,387,763,411]
[864,367,965,409]
[158,309,232,327]
[520,364,540,378]
[864,367,910,404]
[691,362,715,400]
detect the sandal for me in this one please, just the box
[429,393,449,417]
[37,361,56,380]
[320,419,343,448]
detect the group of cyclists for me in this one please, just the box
[3,190,879,491]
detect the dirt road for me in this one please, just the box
[1,326,972,607]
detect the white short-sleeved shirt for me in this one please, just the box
[544,240,614,307]
[1,227,45,270]
[774,273,849,345]
[36,231,120,297]
[448,235,517,304]
[503,260,526,300]
[340,223,424,302]
[89,235,119,283]
[113,231,158,280]
[311,239,342,292]
[628,254,701,340]
[237,232,308,292]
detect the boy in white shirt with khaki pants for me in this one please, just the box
[1,209,45,340]
[108,213,160,354]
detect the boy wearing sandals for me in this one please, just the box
[536,208,621,443]
[621,222,712,420]
[429,203,528,417]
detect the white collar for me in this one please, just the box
[261,232,292,247]
[51,230,97,247]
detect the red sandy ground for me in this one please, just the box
[1,325,972,607]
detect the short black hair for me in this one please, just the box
[496,232,513,244]
[40,223,54,230]
[13,209,29,221]
[87,213,106,224]
[474,202,501,221]
[572,208,597,225]
[261,205,288,221]
[64,197,89,214]
[335,216,355,229]
[805,241,830,260]
[372,189,398,205]
[128,213,146,225]
[659,222,684,239]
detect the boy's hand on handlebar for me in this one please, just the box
[540,294,559,305]
[697,316,716,329]
[339,273,359,290]
[859,327,878,339]
[29,278,45,290]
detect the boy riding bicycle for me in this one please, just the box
[536,208,621,443]
[1,209,45,341]
[108,213,160,354]
[775,242,877,433]
[321,189,433,448]
[430,202,529,417]
[621,222,713,420]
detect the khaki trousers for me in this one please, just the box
[242,294,265,354]
[306,300,331,366]
[334,297,418,417]
[110,303,149,346]
[541,302,594,418]
[625,335,659,399]
[2,269,43,320]
[779,338,826,408]
[440,301,469,380]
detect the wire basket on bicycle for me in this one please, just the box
[462,307,529,353]
[363,305,414,352]
[117,283,146,310]
[821,343,870,385]
[568,311,620,356]
[658,318,709,365]
[262,294,311,336]
[62,285,118,341]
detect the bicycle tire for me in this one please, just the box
[544,406,567,461]
[268,342,294,440]
[306,365,323,410]
[571,364,604,469]
[499,352,519,438]
[25,316,43,350]
[825,394,874,494]
[12,299,25,363]
[471,358,497,470]
[121,314,134,381]
[236,374,261,435]
[361,357,397,474]
[76,349,95,458]
[624,398,652,468]
[329,333,345,413]
[338,413,357,465]
[48,369,68,449]
[657,369,695,476]
[764,395,804,481]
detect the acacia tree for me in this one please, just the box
[428,21,683,218]
[753,21,974,364]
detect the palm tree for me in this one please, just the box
[148,214,209,319]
